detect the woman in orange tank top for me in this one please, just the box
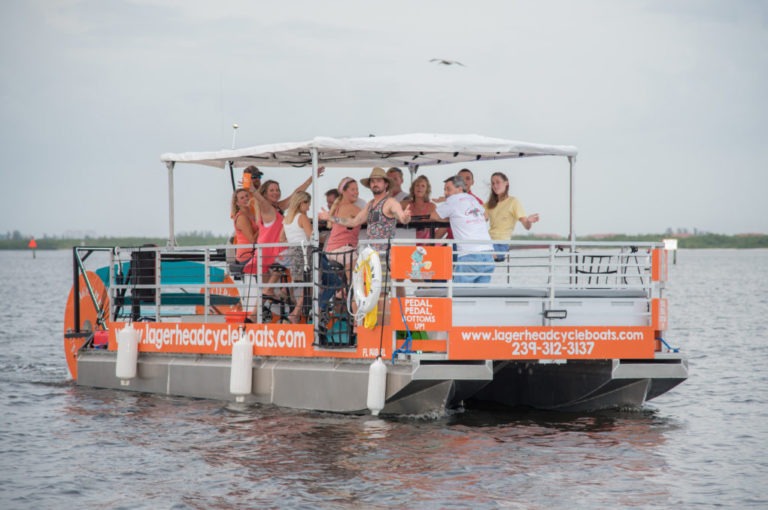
[231,188,259,263]
[324,177,362,269]
[400,175,443,242]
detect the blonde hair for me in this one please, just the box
[231,188,250,218]
[284,191,311,223]
[259,180,281,200]
[408,175,432,202]
[330,177,357,215]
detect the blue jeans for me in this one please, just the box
[454,253,495,284]
[492,243,509,262]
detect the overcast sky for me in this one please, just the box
[1,0,766,239]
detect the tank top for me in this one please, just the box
[409,200,434,240]
[324,222,361,252]
[257,210,284,269]
[366,198,396,240]
[234,211,258,262]
[283,213,309,243]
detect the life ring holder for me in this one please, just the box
[352,246,382,317]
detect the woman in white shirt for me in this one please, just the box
[277,191,312,323]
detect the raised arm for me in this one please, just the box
[278,167,326,211]
[320,201,370,228]
[519,213,540,230]
[250,189,275,219]
[385,198,412,224]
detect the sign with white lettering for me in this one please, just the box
[389,297,452,331]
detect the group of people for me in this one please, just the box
[436,168,540,282]
[319,166,539,284]
[230,164,540,321]
[230,166,318,323]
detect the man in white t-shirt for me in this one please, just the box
[432,175,495,284]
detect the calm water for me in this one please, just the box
[1,249,766,509]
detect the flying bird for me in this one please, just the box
[430,58,466,67]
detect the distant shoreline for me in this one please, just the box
[2,233,767,250]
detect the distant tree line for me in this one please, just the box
[0,231,228,249]
[1,230,766,250]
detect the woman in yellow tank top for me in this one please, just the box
[485,172,539,261]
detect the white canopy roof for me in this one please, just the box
[160,133,577,169]
[160,133,579,246]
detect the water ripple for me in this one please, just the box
[1,249,767,508]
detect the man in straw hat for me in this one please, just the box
[320,167,411,247]
[320,167,412,302]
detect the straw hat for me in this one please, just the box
[360,167,391,189]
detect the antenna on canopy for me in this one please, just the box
[231,123,239,149]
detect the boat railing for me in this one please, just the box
[363,238,662,298]
[69,247,116,342]
[71,239,665,335]
[79,243,309,324]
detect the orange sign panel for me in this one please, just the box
[356,326,392,359]
[390,245,452,280]
[108,322,315,357]
[389,297,452,331]
[449,326,656,360]
[652,298,668,331]
[105,321,399,360]
[395,339,447,354]
[101,322,657,361]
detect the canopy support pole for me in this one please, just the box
[166,162,176,249]
[311,148,319,243]
[568,156,575,246]
[310,147,320,332]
